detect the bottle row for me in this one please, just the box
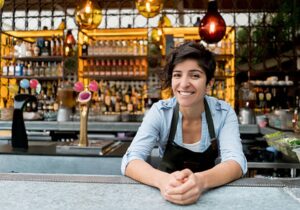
[2,61,63,77]
[207,81,226,100]
[81,39,148,56]
[173,37,233,55]
[82,58,147,78]
[238,85,294,114]
[21,80,151,121]
[2,35,64,58]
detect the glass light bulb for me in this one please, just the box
[136,0,163,18]
[158,14,172,28]
[151,28,163,44]
[199,0,226,44]
[75,0,102,29]
[0,0,4,9]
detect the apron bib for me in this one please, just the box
[158,98,220,173]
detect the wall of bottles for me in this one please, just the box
[83,39,148,56]
[82,58,147,78]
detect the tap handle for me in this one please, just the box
[11,109,28,149]
[11,94,37,150]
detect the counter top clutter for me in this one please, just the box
[264,131,300,163]
[0,173,299,210]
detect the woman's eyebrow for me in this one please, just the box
[189,69,204,74]
[172,70,182,73]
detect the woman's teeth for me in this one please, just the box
[179,91,193,96]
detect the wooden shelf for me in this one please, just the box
[1,56,13,60]
[215,54,234,60]
[1,56,63,62]
[214,75,234,80]
[82,75,147,81]
[251,84,294,88]
[2,30,64,43]
[1,76,63,80]
[80,55,147,60]
[81,28,148,40]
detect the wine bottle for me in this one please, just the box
[293,96,300,133]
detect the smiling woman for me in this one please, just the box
[121,41,247,205]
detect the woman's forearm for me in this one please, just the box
[195,160,243,190]
[125,159,169,189]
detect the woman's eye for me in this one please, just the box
[172,73,181,78]
[191,74,200,79]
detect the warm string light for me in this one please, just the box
[199,0,226,43]
[136,0,163,18]
[75,0,102,29]
[65,30,76,56]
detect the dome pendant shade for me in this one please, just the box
[75,0,102,29]
[136,0,163,18]
[0,0,4,9]
[199,0,226,44]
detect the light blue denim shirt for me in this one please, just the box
[121,95,248,175]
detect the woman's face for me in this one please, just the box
[171,59,208,107]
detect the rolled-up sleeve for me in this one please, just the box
[121,104,162,175]
[218,107,248,175]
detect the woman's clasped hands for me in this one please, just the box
[159,169,205,205]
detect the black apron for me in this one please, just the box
[158,98,220,173]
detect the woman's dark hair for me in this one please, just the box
[161,41,216,89]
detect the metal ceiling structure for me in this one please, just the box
[0,0,289,12]
[0,0,299,74]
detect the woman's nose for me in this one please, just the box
[179,76,190,87]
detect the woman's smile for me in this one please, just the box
[178,90,195,96]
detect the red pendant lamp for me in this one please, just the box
[199,0,226,44]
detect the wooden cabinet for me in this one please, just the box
[77,28,148,82]
[0,30,65,108]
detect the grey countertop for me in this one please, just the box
[0,121,260,134]
[0,173,299,210]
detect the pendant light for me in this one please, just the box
[199,0,226,44]
[75,0,102,29]
[65,30,76,56]
[0,0,4,9]
[158,13,172,28]
[136,0,163,18]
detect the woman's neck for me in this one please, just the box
[179,101,204,121]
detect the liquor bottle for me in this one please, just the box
[100,60,106,76]
[15,61,22,76]
[292,96,300,133]
[105,60,111,76]
[42,39,51,56]
[45,62,51,77]
[2,61,8,76]
[94,60,100,76]
[111,59,117,76]
[27,62,33,76]
[82,40,88,56]
[8,61,15,76]
[39,62,45,76]
[89,59,95,76]
[51,36,56,56]
[117,59,123,76]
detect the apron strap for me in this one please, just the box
[204,98,221,163]
[204,99,216,140]
[165,103,179,150]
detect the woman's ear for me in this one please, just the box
[206,79,215,92]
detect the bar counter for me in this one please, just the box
[0,121,260,134]
[0,173,299,210]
